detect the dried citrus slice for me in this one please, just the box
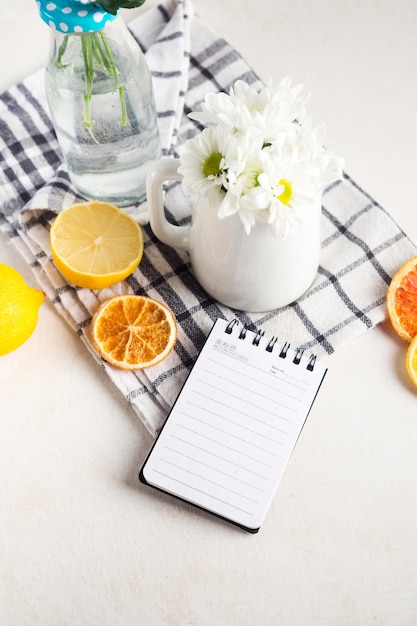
[406,334,417,387]
[90,294,177,370]
[50,200,144,290]
[386,256,417,341]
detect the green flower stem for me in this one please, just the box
[55,35,68,69]
[55,31,127,137]
[94,32,127,126]
[91,35,106,69]
[81,34,94,133]
[119,86,127,126]
[99,31,118,79]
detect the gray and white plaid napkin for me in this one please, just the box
[0,0,415,436]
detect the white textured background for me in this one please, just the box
[1,1,417,625]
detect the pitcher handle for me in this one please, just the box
[146,158,190,252]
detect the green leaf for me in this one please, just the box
[96,0,147,15]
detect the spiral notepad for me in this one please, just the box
[139,318,327,533]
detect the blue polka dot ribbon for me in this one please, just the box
[36,0,120,33]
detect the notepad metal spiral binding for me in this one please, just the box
[224,318,317,371]
[140,316,327,533]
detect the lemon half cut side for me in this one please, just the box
[50,200,144,290]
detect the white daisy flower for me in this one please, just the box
[177,125,229,206]
[252,132,343,238]
[254,157,315,238]
[188,90,253,134]
[216,132,265,233]
[189,77,307,142]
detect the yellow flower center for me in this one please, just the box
[278,179,292,205]
[203,152,223,177]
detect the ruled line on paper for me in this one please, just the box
[202,368,301,409]
[192,386,293,432]
[186,400,288,441]
[166,434,271,480]
[158,458,261,503]
[205,359,306,401]
[152,470,255,517]
[183,412,281,459]
[164,447,266,491]
[208,353,311,393]
[192,389,292,434]
[197,379,296,420]
[171,429,274,471]
[169,433,272,478]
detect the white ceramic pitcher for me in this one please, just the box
[146,158,322,312]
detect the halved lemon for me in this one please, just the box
[90,294,177,370]
[386,256,417,342]
[50,200,144,290]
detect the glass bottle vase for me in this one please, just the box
[41,4,161,206]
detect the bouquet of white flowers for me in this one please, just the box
[178,78,344,237]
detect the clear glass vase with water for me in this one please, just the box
[42,4,161,206]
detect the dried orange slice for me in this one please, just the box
[90,294,177,370]
[386,256,417,341]
[50,200,144,290]
[406,334,417,387]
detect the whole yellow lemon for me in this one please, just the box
[0,263,45,356]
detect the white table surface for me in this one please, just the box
[1,1,417,625]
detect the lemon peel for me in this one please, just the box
[0,263,45,356]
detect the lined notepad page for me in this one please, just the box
[141,318,327,532]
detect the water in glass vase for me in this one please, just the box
[46,44,161,207]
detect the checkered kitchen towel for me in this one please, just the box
[0,0,416,436]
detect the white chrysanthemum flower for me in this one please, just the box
[233,78,308,142]
[253,153,317,238]
[177,125,231,206]
[220,132,263,200]
[250,128,343,238]
[189,90,253,134]
[216,133,266,233]
[189,77,307,143]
